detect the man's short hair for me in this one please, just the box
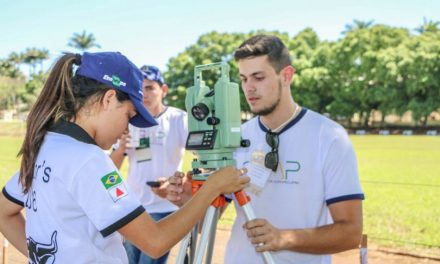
[234,35,292,73]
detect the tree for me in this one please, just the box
[68,30,101,51]
[332,25,410,127]
[415,18,440,34]
[22,48,49,76]
[342,19,374,35]
[1,57,22,78]
[165,31,249,110]
[289,28,334,114]
[20,72,48,109]
[404,33,440,126]
[0,76,26,110]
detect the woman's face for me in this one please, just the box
[93,91,137,150]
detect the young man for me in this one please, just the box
[168,35,364,264]
[110,65,188,264]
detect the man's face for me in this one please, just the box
[142,79,166,109]
[238,55,282,116]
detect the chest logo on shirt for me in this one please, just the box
[268,160,302,185]
[28,230,58,264]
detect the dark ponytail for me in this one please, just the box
[18,53,128,193]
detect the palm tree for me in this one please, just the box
[415,17,440,33]
[36,49,49,72]
[22,48,49,76]
[68,30,101,51]
[342,19,375,34]
[6,52,23,77]
[8,52,23,68]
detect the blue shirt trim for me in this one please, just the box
[2,187,24,207]
[258,108,308,134]
[326,193,365,206]
[100,205,145,237]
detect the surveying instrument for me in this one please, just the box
[175,62,275,264]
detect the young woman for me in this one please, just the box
[0,52,249,263]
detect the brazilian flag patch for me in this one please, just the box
[101,171,122,190]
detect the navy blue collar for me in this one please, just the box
[154,106,168,119]
[258,108,307,134]
[49,119,97,145]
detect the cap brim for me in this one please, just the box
[129,96,157,128]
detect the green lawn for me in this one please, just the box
[1,122,439,253]
[352,136,440,253]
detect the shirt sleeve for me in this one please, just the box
[67,152,144,237]
[179,111,189,148]
[2,171,25,207]
[323,128,365,205]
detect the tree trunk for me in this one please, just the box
[363,111,370,128]
[422,114,429,127]
[359,112,364,128]
[381,112,386,128]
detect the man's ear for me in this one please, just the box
[161,84,169,99]
[282,66,295,84]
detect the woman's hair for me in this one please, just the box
[18,53,129,193]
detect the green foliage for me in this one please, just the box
[163,26,439,126]
[164,31,246,111]
[21,47,50,76]
[0,57,23,78]
[20,72,48,109]
[2,24,440,126]
[0,76,26,110]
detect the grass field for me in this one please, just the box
[351,136,440,255]
[1,121,439,255]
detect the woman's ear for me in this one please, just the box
[101,89,117,110]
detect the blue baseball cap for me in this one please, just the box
[140,65,165,85]
[76,52,157,128]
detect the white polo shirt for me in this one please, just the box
[119,106,187,213]
[225,108,364,264]
[3,120,144,263]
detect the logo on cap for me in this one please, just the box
[103,74,126,87]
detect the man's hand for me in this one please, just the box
[119,129,131,151]
[151,177,169,199]
[244,218,283,252]
[110,129,131,169]
[166,171,192,207]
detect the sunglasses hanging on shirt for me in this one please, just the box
[265,131,279,172]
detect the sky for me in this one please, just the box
[1,0,439,73]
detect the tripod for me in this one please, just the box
[175,174,276,264]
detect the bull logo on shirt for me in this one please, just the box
[27,230,58,264]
